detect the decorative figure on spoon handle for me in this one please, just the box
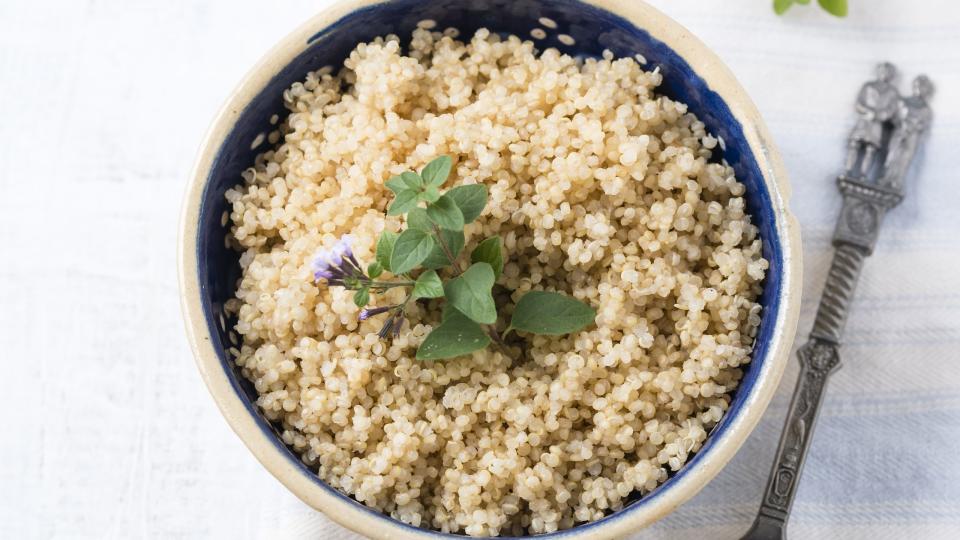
[741,64,934,540]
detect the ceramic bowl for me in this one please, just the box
[179,0,802,537]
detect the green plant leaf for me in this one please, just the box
[401,171,423,190]
[367,261,383,279]
[426,195,465,230]
[773,0,794,14]
[420,155,453,187]
[416,308,491,360]
[419,185,441,203]
[507,290,595,335]
[422,229,464,269]
[353,287,370,308]
[441,302,457,322]
[470,236,503,280]
[444,262,497,324]
[376,231,398,271]
[407,207,433,232]
[388,189,418,216]
[412,270,444,299]
[385,175,407,194]
[817,0,847,16]
[390,229,435,274]
[445,184,488,223]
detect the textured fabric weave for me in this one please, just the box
[1,1,956,538]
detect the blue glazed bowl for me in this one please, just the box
[179,1,802,538]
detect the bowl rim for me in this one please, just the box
[178,0,803,538]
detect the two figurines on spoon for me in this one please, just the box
[844,62,934,190]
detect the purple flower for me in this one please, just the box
[390,316,405,336]
[311,234,362,283]
[378,313,405,339]
[359,305,393,321]
[328,234,354,266]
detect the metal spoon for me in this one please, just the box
[741,63,934,540]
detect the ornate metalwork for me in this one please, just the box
[810,244,866,343]
[742,64,934,540]
[881,75,935,189]
[843,62,900,179]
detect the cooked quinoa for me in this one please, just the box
[225,26,767,537]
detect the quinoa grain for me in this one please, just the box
[226,27,766,536]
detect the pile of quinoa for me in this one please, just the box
[225,26,767,537]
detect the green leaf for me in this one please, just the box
[385,175,407,194]
[445,184,488,223]
[412,270,444,299]
[441,302,457,322]
[401,171,423,190]
[817,0,847,16]
[444,262,497,324]
[406,207,433,232]
[773,0,794,14]
[353,287,370,308]
[376,231,398,271]
[470,236,503,280]
[422,229,464,269]
[367,261,383,279]
[388,189,418,216]
[420,155,453,187]
[390,229,435,274]
[426,195,464,231]
[418,185,441,203]
[416,308,491,360]
[508,290,595,335]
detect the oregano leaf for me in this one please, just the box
[421,155,452,187]
[401,171,423,190]
[470,236,503,279]
[773,0,794,14]
[416,308,491,360]
[426,195,464,231]
[412,270,444,299]
[444,262,496,324]
[507,290,595,335]
[390,229,435,274]
[353,287,370,308]
[419,185,441,203]
[445,184,487,223]
[422,229,464,269]
[385,175,407,194]
[387,189,418,216]
[376,231,398,271]
[817,0,847,16]
[407,207,433,232]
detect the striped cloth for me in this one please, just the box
[0,1,956,539]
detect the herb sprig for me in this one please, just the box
[774,0,848,17]
[311,155,596,360]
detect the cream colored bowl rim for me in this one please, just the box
[178,1,802,538]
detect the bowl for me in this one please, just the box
[178,0,802,537]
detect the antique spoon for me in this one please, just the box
[741,64,934,540]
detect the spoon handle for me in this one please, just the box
[743,175,903,540]
[743,64,934,540]
[743,337,842,539]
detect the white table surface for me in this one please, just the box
[2,1,959,538]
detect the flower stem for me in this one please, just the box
[366,280,415,289]
[487,325,505,345]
